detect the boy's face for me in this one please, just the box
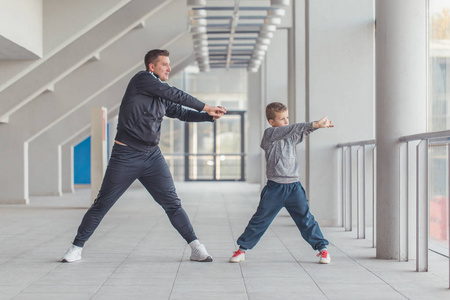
[269,110,289,127]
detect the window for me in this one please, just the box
[429,0,450,131]
[159,65,248,181]
[428,0,450,257]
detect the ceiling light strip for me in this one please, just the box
[225,0,240,70]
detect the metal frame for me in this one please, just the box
[372,145,376,248]
[185,111,245,181]
[448,144,450,289]
[337,140,376,241]
[416,140,429,272]
[399,142,409,261]
[357,145,366,239]
[340,131,450,282]
[399,130,450,281]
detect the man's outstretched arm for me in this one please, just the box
[203,104,226,119]
[165,103,226,122]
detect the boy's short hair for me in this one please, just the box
[266,102,288,121]
[144,49,170,71]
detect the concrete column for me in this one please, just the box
[290,0,307,183]
[61,143,74,194]
[108,115,118,158]
[90,107,108,202]
[246,71,263,184]
[260,63,267,186]
[375,0,427,259]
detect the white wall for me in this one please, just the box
[245,1,375,227]
[0,0,43,59]
[308,0,375,225]
[266,30,289,106]
[43,0,128,54]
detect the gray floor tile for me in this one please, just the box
[0,286,27,300]
[244,276,321,293]
[248,292,327,300]
[0,182,448,300]
[170,291,249,300]
[91,285,172,300]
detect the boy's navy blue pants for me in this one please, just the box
[73,143,197,247]
[237,180,329,251]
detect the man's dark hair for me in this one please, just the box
[266,102,288,121]
[144,49,170,71]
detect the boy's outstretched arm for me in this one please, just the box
[313,116,334,128]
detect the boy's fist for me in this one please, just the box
[314,116,334,128]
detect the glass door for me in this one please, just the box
[185,111,245,181]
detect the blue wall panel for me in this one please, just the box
[74,124,110,184]
[74,136,91,184]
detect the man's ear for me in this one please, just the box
[148,63,154,72]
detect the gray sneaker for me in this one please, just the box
[190,244,213,262]
[61,245,83,263]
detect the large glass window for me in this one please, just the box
[186,112,245,181]
[428,0,450,258]
[159,65,247,181]
[429,0,450,131]
[159,118,185,181]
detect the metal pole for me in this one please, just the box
[348,146,353,231]
[342,147,346,228]
[357,146,361,238]
[416,140,428,272]
[399,142,408,261]
[345,147,351,231]
[362,145,366,239]
[357,146,365,239]
[372,145,376,247]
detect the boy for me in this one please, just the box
[230,102,333,264]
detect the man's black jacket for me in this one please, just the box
[115,71,213,152]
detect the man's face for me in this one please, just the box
[269,110,289,127]
[148,55,171,81]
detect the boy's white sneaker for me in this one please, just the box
[61,245,83,263]
[190,243,213,262]
[229,249,245,263]
[317,250,331,264]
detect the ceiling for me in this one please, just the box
[187,0,290,72]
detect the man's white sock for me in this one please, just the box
[189,239,201,249]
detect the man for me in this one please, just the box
[62,49,226,263]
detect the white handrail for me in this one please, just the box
[337,140,376,243]
[337,139,376,147]
[399,130,450,142]
[338,131,450,288]
[399,130,450,287]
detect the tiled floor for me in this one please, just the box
[0,182,448,300]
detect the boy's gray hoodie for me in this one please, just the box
[260,122,316,184]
